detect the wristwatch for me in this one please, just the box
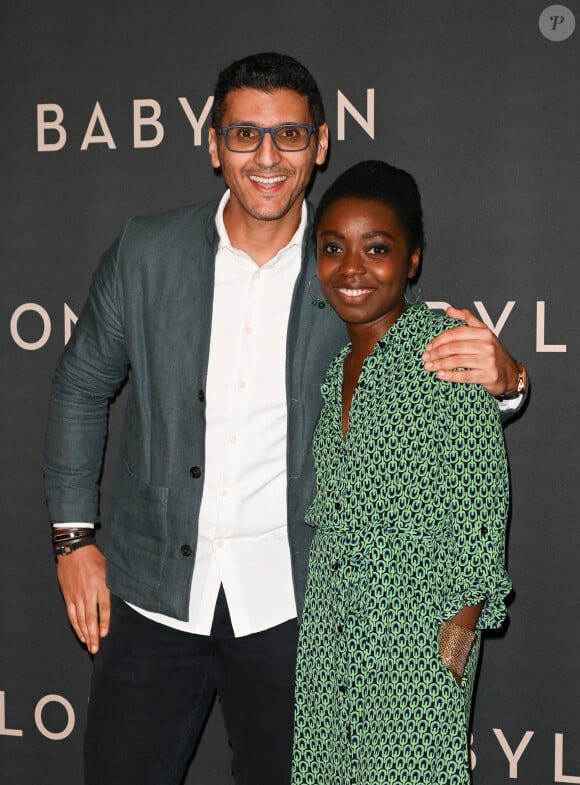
[501,361,527,399]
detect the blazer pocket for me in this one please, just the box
[108,461,169,588]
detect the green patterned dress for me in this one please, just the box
[291,302,511,785]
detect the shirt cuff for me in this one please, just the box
[497,393,523,412]
[52,522,95,528]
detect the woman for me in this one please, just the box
[291,160,511,785]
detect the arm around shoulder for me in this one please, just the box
[422,306,530,408]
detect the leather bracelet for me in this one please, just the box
[52,528,94,544]
[53,534,95,557]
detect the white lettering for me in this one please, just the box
[537,301,566,352]
[425,301,451,313]
[0,692,23,737]
[469,732,477,771]
[10,303,51,350]
[133,99,165,148]
[473,300,516,337]
[555,733,580,783]
[178,96,214,146]
[34,695,75,741]
[64,303,78,345]
[37,104,67,152]
[337,89,375,141]
[493,728,534,778]
[81,101,117,150]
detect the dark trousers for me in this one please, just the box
[84,590,299,785]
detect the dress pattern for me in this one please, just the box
[291,302,511,785]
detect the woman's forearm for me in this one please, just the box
[449,601,484,631]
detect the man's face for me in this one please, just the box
[208,88,328,224]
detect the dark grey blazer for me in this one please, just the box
[44,200,347,620]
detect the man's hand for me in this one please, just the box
[422,306,518,397]
[56,544,110,655]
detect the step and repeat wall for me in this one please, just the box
[2,2,579,783]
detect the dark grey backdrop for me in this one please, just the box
[2,1,579,783]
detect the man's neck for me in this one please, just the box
[223,199,304,267]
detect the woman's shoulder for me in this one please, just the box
[407,301,464,343]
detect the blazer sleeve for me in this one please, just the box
[43,231,130,524]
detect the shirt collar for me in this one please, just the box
[215,189,307,265]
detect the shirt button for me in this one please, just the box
[229,435,237,444]
[335,502,341,510]
[197,389,205,402]
[239,380,246,389]
[189,466,202,479]
[338,684,346,693]
[332,561,339,571]
[215,540,225,549]
[337,624,344,634]
[181,544,192,557]
[481,525,488,535]
[245,325,253,334]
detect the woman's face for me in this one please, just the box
[316,197,420,336]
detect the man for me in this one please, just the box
[44,53,526,785]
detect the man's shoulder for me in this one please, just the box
[123,199,220,241]
[108,199,221,271]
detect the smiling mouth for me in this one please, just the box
[335,287,375,300]
[249,175,288,185]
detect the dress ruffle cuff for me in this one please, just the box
[439,571,512,630]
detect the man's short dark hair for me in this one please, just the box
[211,52,326,128]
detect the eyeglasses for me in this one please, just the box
[216,124,318,153]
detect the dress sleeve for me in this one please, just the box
[437,380,512,629]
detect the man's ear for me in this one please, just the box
[208,127,220,169]
[315,123,329,166]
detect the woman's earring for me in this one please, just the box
[405,281,423,304]
[308,274,328,309]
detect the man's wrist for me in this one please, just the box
[499,360,527,399]
[52,527,96,557]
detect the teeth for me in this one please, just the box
[249,175,287,184]
[337,288,372,297]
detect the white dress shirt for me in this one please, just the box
[130,191,304,636]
